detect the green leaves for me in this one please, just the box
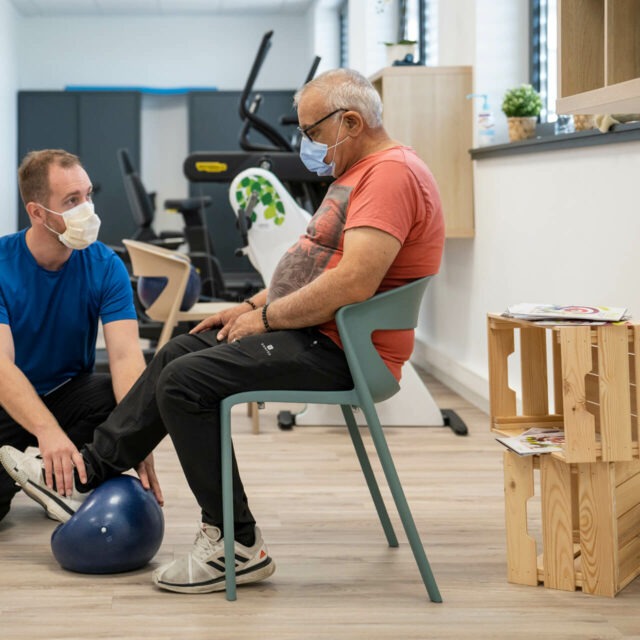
[233,175,285,225]
[501,84,542,117]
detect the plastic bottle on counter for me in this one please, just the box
[466,93,496,148]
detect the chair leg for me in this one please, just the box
[361,404,443,603]
[220,402,237,601]
[340,405,398,547]
[249,402,260,435]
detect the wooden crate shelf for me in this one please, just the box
[488,314,640,596]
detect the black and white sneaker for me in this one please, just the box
[0,445,88,523]
[152,523,275,594]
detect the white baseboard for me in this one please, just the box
[412,340,490,414]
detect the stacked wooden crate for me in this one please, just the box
[488,314,640,596]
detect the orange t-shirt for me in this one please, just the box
[269,145,445,380]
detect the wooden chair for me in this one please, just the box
[219,276,442,602]
[122,239,260,433]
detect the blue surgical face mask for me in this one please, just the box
[299,119,348,176]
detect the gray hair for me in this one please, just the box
[294,68,383,128]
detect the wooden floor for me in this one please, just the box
[2,373,640,640]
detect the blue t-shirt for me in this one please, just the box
[0,230,137,395]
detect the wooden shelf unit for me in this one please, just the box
[557,0,640,114]
[370,66,474,238]
[488,314,640,596]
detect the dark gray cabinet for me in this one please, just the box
[18,91,141,246]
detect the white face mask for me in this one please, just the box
[41,201,101,250]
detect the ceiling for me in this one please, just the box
[9,0,316,17]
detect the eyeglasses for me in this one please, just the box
[297,108,347,141]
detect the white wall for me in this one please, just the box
[310,0,341,73]
[416,141,640,412]
[0,0,18,236]
[438,0,475,67]
[347,0,398,77]
[474,0,529,144]
[414,0,640,411]
[411,0,638,416]
[410,0,531,411]
[16,15,313,91]
[140,94,190,233]
[439,0,529,145]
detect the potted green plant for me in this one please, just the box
[384,39,418,66]
[501,84,542,141]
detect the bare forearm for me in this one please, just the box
[103,319,148,402]
[0,358,62,439]
[109,352,146,402]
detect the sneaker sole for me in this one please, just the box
[153,557,276,594]
[0,448,74,523]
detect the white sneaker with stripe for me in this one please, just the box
[152,523,275,594]
[0,445,88,523]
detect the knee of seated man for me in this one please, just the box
[156,356,210,405]
[156,354,230,418]
[155,331,207,364]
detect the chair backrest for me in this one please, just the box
[118,149,155,230]
[122,239,191,329]
[336,276,432,404]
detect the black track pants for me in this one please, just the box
[81,328,352,541]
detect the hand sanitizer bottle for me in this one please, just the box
[466,93,496,148]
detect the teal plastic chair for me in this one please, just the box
[220,276,442,602]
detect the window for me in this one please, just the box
[339,0,437,68]
[531,0,558,122]
[339,1,349,68]
[403,0,438,66]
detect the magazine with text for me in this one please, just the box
[505,303,629,323]
[496,427,565,456]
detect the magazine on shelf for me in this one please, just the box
[504,303,629,323]
[495,428,565,456]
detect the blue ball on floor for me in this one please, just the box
[51,475,164,574]
[137,262,201,312]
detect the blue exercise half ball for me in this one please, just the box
[51,475,164,574]
[137,263,201,312]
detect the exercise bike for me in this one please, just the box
[118,147,260,302]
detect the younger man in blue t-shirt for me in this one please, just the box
[0,149,160,523]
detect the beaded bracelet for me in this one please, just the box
[262,303,273,332]
[243,299,257,310]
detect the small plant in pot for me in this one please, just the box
[502,84,542,142]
